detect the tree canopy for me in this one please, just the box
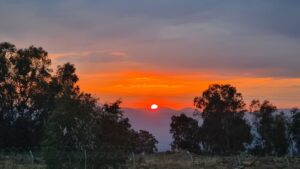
[194,84,252,154]
[0,42,158,168]
[170,114,201,154]
[170,84,299,156]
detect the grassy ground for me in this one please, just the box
[128,152,300,169]
[0,160,45,169]
[0,152,300,169]
[0,153,45,169]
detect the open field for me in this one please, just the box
[0,156,45,169]
[129,152,300,169]
[1,152,300,169]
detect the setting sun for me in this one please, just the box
[151,104,158,110]
[1,1,300,167]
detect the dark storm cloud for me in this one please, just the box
[0,0,299,77]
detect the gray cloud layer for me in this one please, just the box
[1,0,300,77]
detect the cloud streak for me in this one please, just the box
[53,51,128,63]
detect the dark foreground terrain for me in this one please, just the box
[1,152,300,169]
[129,152,300,169]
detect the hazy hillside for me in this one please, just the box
[123,107,196,151]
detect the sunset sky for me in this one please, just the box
[1,0,300,109]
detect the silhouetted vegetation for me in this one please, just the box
[194,84,252,154]
[170,114,201,154]
[1,41,300,168]
[250,100,288,156]
[170,84,300,156]
[0,42,158,168]
[291,108,300,153]
[0,42,51,149]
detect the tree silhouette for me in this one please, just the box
[253,100,288,156]
[0,42,158,168]
[42,64,158,168]
[0,42,52,148]
[42,63,97,168]
[290,108,300,154]
[170,114,201,154]
[134,130,158,154]
[194,84,252,154]
[273,112,288,156]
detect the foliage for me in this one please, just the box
[0,42,158,168]
[290,108,300,154]
[169,85,296,156]
[170,114,201,154]
[0,42,51,148]
[252,100,289,156]
[1,41,300,167]
[134,130,158,154]
[194,84,252,154]
[42,64,158,168]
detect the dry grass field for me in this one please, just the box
[129,152,300,169]
[0,152,300,169]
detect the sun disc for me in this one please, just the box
[151,104,158,110]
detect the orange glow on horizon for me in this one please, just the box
[76,70,300,109]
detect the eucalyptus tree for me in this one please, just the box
[194,84,252,154]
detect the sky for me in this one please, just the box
[1,0,300,109]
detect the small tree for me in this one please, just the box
[135,130,158,154]
[194,84,252,154]
[253,100,288,156]
[273,113,288,156]
[290,108,300,154]
[170,114,201,154]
